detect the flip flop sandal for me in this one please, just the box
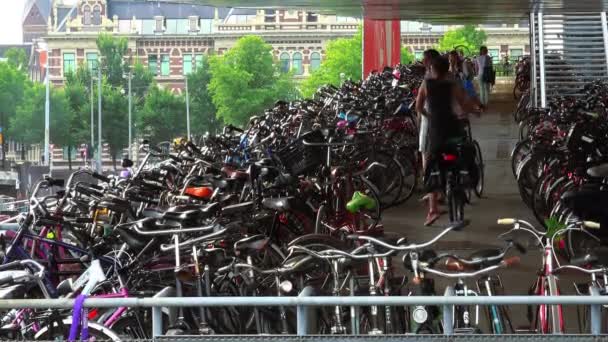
[424,212,442,226]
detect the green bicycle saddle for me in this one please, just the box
[346,191,377,214]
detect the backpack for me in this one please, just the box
[481,55,496,85]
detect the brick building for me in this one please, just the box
[25,0,530,91]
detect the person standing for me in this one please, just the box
[416,56,483,226]
[474,46,494,106]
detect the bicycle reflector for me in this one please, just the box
[442,154,458,162]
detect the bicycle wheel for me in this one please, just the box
[393,148,418,205]
[365,152,404,209]
[473,140,484,198]
[35,319,122,341]
[511,139,531,178]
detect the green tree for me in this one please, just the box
[0,61,30,163]
[187,57,220,135]
[63,67,93,169]
[10,84,70,148]
[4,48,28,70]
[101,85,129,169]
[96,33,128,88]
[137,86,186,143]
[300,28,362,98]
[401,47,415,65]
[437,25,487,56]
[208,35,296,126]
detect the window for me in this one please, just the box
[414,50,424,61]
[63,53,75,74]
[195,54,204,68]
[82,5,91,25]
[148,55,158,75]
[165,19,189,34]
[189,16,199,32]
[142,20,155,34]
[86,52,98,71]
[200,19,212,34]
[161,55,170,76]
[265,9,276,23]
[183,54,192,75]
[155,16,164,32]
[92,6,101,25]
[310,52,321,72]
[509,48,523,63]
[292,52,303,75]
[280,53,290,73]
[306,12,318,22]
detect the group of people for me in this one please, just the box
[415,46,493,226]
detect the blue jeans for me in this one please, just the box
[478,81,491,105]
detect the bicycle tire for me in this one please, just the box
[392,149,418,205]
[511,139,531,178]
[35,319,122,341]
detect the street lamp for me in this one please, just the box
[185,75,191,139]
[122,69,132,160]
[93,61,103,172]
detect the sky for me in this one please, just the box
[0,0,26,44]
[0,0,77,44]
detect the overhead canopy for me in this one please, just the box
[192,0,608,23]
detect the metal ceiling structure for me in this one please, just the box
[191,0,608,23]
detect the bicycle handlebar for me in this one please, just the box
[553,264,607,275]
[420,256,520,279]
[346,221,466,251]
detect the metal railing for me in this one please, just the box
[7,285,608,338]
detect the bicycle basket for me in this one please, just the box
[276,130,326,175]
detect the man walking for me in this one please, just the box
[474,46,494,106]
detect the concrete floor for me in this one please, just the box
[382,87,588,333]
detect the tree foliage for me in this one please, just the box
[437,25,487,56]
[137,86,186,143]
[101,85,129,166]
[10,83,70,146]
[96,33,129,88]
[300,29,362,98]
[401,47,415,65]
[4,48,28,70]
[187,57,220,135]
[209,35,296,126]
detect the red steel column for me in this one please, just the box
[363,19,401,77]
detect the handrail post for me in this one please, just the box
[443,286,455,335]
[151,286,175,337]
[589,285,602,335]
[349,276,359,334]
[297,286,315,336]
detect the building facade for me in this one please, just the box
[26,0,530,92]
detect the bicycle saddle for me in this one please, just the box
[0,284,25,299]
[220,201,254,217]
[97,196,131,213]
[163,203,220,222]
[114,226,150,252]
[570,246,608,267]
[588,163,608,178]
[221,167,249,181]
[234,235,269,256]
[199,247,229,268]
[261,197,292,212]
[561,188,608,220]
